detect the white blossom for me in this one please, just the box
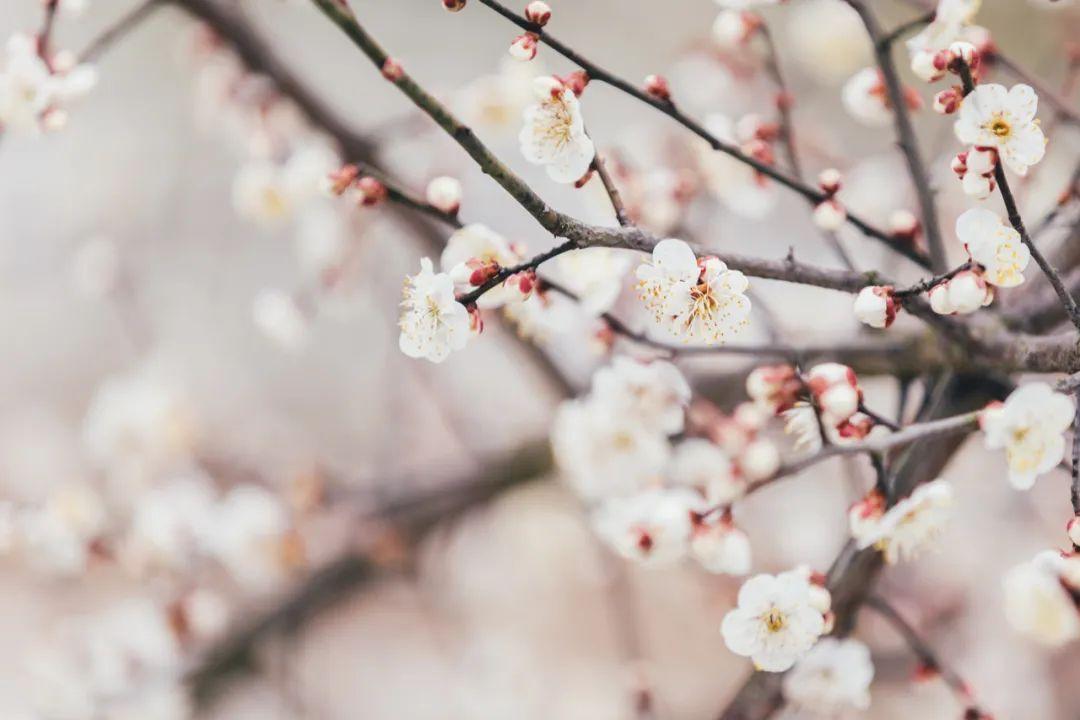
[636,238,751,345]
[721,570,827,672]
[667,438,746,505]
[1004,551,1080,647]
[853,285,898,328]
[851,479,953,563]
[232,160,295,225]
[783,403,823,453]
[928,269,993,315]
[0,34,96,133]
[691,520,752,575]
[519,76,595,183]
[205,484,298,588]
[551,397,671,501]
[783,638,874,714]
[955,84,1046,175]
[591,357,691,435]
[982,382,1074,490]
[399,257,473,363]
[425,175,463,214]
[18,482,107,575]
[553,247,632,316]
[739,439,781,481]
[592,488,703,565]
[121,475,217,573]
[696,114,776,219]
[842,67,894,127]
[957,207,1029,288]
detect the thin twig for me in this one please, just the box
[956,61,1080,333]
[77,0,161,62]
[473,0,930,270]
[590,141,631,227]
[845,0,947,273]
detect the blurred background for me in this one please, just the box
[0,0,1077,718]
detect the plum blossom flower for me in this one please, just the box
[955,83,1046,175]
[551,397,671,501]
[0,34,97,133]
[441,223,524,309]
[850,480,954,563]
[746,364,801,415]
[951,145,998,200]
[636,238,751,345]
[667,438,746,505]
[1004,551,1080,647]
[399,258,474,363]
[981,382,1074,490]
[591,357,691,435]
[691,518,752,575]
[843,67,920,127]
[721,570,827,671]
[519,76,595,183]
[592,488,703,564]
[425,176,462,214]
[205,484,300,589]
[853,285,899,328]
[783,403,823,453]
[783,638,874,714]
[957,207,1029,288]
[553,247,632,316]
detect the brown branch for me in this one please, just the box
[591,144,631,227]
[865,595,986,714]
[472,0,930,270]
[845,0,947,273]
[77,0,161,63]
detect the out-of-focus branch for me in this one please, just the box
[187,438,555,708]
[471,0,930,270]
[77,0,161,62]
[845,0,947,273]
[865,595,987,715]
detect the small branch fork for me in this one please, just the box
[955,61,1080,333]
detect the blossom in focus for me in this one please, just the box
[907,0,983,81]
[0,34,97,133]
[981,382,1074,489]
[399,257,473,363]
[721,570,827,671]
[636,238,751,345]
[592,487,703,564]
[667,438,745,505]
[519,76,595,183]
[441,223,524,309]
[853,285,899,328]
[1003,551,1080,647]
[955,83,1046,175]
[957,207,1029,288]
[551,397,671,501]
[850,479,954,563]
[783,637,874,714]
[928,269,994,315]
[591,357,691,435]
[553,247,632,316]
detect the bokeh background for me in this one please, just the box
[0,0,1078,718]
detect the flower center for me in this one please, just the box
[989,116,1012,139]
[761,607,786,633]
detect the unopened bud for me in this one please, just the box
[853,285,899,329]
[889,209,920,241]
[524,1,551,26]
[818,168,842,196]
[560,70,589,96]
[425,176,463,215]
[644,74,671,102]
[381,57,404,81]
[509,32,539,61]
[712,10,761,46]
[442,0,466,10]
[911,50,946,83]
[504,269,537,300]
[354,176,387,206]
[813,199,847,231]
[1068,516,1080,547]
[933,86,963,114]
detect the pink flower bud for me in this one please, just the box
[381,57,404,81]
[932,87,962,115]
[322,164,359,197]
[819,384,860,422]
[425,176,462,215]
[910,50,946,83]
[946,270,992,314]
[573,168,595,188]
[644,74,671,102]
[818,168,842,196]
[966,146,998,175]
[504,269,537,300]
[813,199,847,231]
[354,176,387,206]
[524,1,551,26]
[888,209,920,242]
[853,285,899,329]
[951,151,969,177]
[509,32,539,61]
[745,364,800,415]
[441,0,466,10]
[962,171,994,200]
[902,86,924,112]
[949,41,978,67]
[560,70,589,96]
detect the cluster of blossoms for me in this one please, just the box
[0,33,96,134]
[636,238,752,345]
[553,357,785,575]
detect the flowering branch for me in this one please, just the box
[844,0,947,273]
[865,595,988,716]
[472,0,931,269]
[956,61,1080,333]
